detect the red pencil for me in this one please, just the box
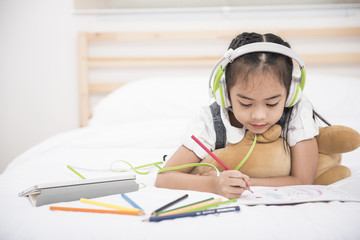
[191,135,253,193]
[191,135,230,170]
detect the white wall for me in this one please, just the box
[0,0,78,173]
[0,0,359,173]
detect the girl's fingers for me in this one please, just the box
[222,170,242,178]
[240,174,253,191]
[227,190,245,199]
[228,178,247,188]
[217,170,253,198]
[244,179,252,189]
[223,171,250,183]
[229,171,251,188]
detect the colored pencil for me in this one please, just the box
[151,194,188,216]
[183,198,237,213]
[191,135,230,170]
[157,198,222,217]
[191,135,253,193]
[80,198,143,215]
[155,197,214,216]
[121,193,144,212]
[144,206,240,222]
[50,206,140,216]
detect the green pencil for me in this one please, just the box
[183,198,237,213]
[155,197,214,216]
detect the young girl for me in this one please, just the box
[155,32,319,199]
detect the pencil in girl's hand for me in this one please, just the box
[191,135,254,193]
[244,178,254,193]
[191,135,230,170]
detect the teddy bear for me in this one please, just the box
[191,124,360,185]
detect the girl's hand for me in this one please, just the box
[215,170,250,199]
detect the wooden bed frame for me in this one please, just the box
[78,27,360,127]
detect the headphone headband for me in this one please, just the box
[221,42,305,70]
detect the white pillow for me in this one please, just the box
[89,76,211,126]
[90,74,360,132]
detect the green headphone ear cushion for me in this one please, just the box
[213,66,227,108]
[299,68,306,91]
[213,66,224,95]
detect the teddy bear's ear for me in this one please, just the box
[317,125,360,154]
[257,124,282,143]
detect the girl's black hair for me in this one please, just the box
[225,32,295,145]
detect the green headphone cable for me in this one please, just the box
[234,134,257,170]
[111,160,163,175]
[158,163,220,176]
[67,134,257,180]
[160,134,257,174]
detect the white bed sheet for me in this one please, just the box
[1,75,360,240]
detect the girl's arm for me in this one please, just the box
[250,137,318,186]
[155,145,250,199]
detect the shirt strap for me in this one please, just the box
[209,102,227,150]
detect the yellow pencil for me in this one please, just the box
[80,198,144,215]
[157,198,222,217]
[50,206,140,216]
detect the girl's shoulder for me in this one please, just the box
[180,104,217,159]
[287,94,319,146]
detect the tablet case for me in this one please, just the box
[19,174,139,207]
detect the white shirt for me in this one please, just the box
[182,95,319,159]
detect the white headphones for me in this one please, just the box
[209,42,306,109]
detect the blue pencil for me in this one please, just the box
[144,206,240,222]
[121,193,144,212]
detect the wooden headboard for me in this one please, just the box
[78,27,360,127]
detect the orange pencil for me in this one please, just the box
[49,206,141,216]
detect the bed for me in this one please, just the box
[1,28,360,239]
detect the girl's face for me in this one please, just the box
[229,72,287,134]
